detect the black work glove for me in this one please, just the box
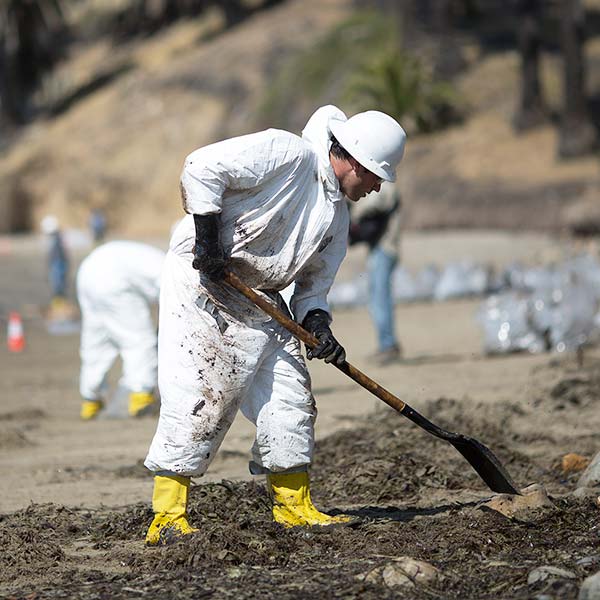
[192,213,227,281]
[302,309,346,366]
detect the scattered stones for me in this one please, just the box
[480,483,555,519]
[361,557,441,589]
[562,453,591,474]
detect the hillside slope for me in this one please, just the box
[0,0,355,235]
[0,0,598,236]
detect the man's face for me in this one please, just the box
[342,159,383,202]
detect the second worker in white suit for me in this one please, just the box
[77,241,165,420]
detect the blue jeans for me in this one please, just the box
[49,259,68,298]
[367,245,398,352]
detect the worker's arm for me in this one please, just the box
[291,203,349,324]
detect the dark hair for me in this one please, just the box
[329,135,352,161]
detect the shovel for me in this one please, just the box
[224,270,520,495]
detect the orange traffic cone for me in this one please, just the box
[7,311,25,352]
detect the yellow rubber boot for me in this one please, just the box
[268,471,354,528]
[50,296,68,311]
[128,392,155,417]
[80,400,103,420]
[145,475,198,546]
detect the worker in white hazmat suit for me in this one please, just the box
[77,241,165,420]
[144,105,407,545]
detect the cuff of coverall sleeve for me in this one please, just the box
[292,300,331,328]
[153,469,193,478]
[248,461,309,476]
[180,169,223,215]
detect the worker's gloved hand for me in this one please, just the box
[192,213,227,281]
[302,309,346,366]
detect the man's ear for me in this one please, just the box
[349,157,361,174]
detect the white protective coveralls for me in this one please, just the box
[77,241,165,401]
[144,105,351,477]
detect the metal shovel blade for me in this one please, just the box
[224,271,520,496]
[452,436,519,495]
[401,404,519,494]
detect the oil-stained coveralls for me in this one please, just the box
[77,241,165,402]
[144,105,350,477]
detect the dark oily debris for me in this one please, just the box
[2,362,600,599]
[1,490,598,600]
[311,397,559,506]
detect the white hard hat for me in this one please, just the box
[40,215,59,234]
[329,111,406,182]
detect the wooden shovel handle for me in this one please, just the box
[224,271,407,414]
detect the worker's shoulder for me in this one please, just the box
[186,128,311,163]
[253,128,318,166]
[264,127,311,149]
